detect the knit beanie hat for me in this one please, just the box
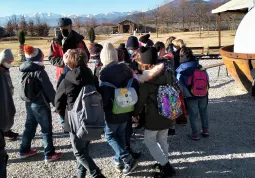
[118,43,126,49]
[138,46,158,65]
[0,49,14,65]
[24,45,44,62]
[126,36,139,50]
[90,44,103,59]
[139,34,150,44]
[58,18,72,27]
[100,42,118,67]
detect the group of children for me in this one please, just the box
[0,17,209,178]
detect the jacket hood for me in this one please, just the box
[176,61,201,76]
[138,63,168,85]
[19,61,44,72]
[100,62,132,87]
[65,66,94,86]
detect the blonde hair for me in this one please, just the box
[172,39,185,48]
[64,49,88,69]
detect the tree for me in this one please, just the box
[72,16,81,34]
[27,20,35,36]
[19,15,27,31]
[10,15,19,32]
[34,16,50,36]
[5,20,15,36]
[18,30,26,62]
[192,0,207,37]
[88,27,96,43]
[151,5,160,37]
[0,27,5,38]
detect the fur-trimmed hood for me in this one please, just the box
[137,63,164,83]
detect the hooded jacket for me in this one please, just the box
[99,62,139,124]
[176,59,208,98]
[19,62,55,106]
[55,66,96,119]
[133,63,175,130]
[48,30,90,81]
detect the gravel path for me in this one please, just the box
[6,60,255,178]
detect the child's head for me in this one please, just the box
[100,42,118,67]
[136,46,158,71]
[64,49,88,70]
[90,44,103,60]
[126,36,139,54]
[24,45,44,62]
[166,36,176,46]
[0,49,14,69]
[180,47,196,64]
[172,39,185,50]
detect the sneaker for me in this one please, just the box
[176,117,188,125]
[45,152,63,163]
[130,151,141,160]
[114,160,124,172]
[160,162,176,177]
[152,163,162,170]
[189,133,200,141]
[201,129,209,137]
[122,159,138,175]
[168,129,176,136]
[4,130,19,141]
[20,149,38,159]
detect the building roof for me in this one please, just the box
[212,0,255,14]
[118,19,136,25]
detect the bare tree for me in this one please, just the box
[27,20,35,36]
[5,20,15,36]
[10,15,19,32]
[72,16,81,34]
[19,15,27,31]
[192,0,207,37]
[150,5,160,37]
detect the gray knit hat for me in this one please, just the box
[0,49,14,65]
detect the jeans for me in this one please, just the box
[20,102,55,156]
[125,118,133,150]
[144,129,169,166]
[105,122,132,164]
[0,150,8,178]
[186,97,209,134]
[70,134,101,178]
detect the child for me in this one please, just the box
[0,49,15,178]
[99,42,139,175]
[133,46,176,177]
[0,49,19,141]
[176,47,209,140]
[19,45,63,162]
[55,49,105,178]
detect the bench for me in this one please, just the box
[190,46,222,60]
[204,62,228,77]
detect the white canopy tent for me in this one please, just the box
[211,0,255,47]
[212,0,255,14]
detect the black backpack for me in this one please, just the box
[20,73,41,102]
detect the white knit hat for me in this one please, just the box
[100,42,118,67]
[0,49,14,65]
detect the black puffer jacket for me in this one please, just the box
[99,62,139,124]
[55,66,96,119]
[19,62,55,106]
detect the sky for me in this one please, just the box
[0,0,166,17]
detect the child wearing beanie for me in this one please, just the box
[0,49,16,177]
[19,45,63,162]
[133,46,176,177]
[0,49,19,141]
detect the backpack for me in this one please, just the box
[68,85,105,140]
[100,78,138,114]
[188,69,209,97]
[157,70,182,120]
[20,73,41,102]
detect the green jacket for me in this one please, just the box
[134,65,175,130]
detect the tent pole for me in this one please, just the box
[218,13,221,48]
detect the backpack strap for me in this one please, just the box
[100,82,117,89]
[127,78,134,88]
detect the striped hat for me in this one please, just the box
[24,45,44,62]
[0,49,14,65]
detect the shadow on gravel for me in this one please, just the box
[210,79,234,89]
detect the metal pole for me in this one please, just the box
[218,13,221,48]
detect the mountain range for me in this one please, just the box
[0,11,140,27]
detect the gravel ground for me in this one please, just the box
[6,60,255,178]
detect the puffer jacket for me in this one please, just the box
[133,63,175,131]
[99,62,139,124]
[48,30,90,81]
[176,59,208,98]
[19,61,55,106]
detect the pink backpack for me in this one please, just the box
[188,69,209,96]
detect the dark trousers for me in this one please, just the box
[125,118,133,150]
[20,103,55,156]
[0,131,7,178]
[70,134,101,178]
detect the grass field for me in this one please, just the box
[0,31,235,65]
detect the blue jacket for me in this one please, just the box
[176,60,202,98]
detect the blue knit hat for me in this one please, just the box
[126,36,139,50]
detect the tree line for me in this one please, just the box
[0,15,50,38]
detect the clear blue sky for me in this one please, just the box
[0,0,166,17]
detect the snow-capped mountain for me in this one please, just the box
[0,11,139,26]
